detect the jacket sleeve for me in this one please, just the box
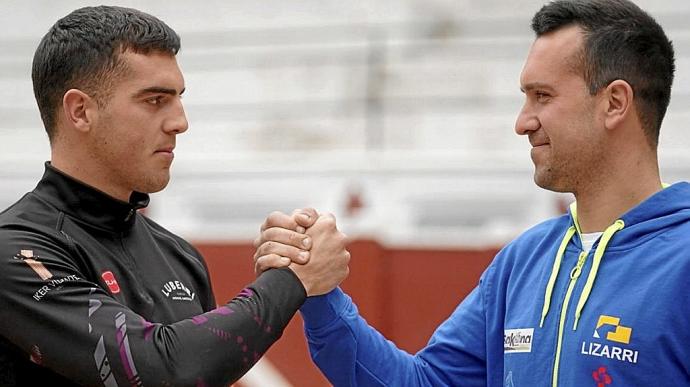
[0,228,306,387]
[300,283,488,387]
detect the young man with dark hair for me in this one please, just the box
[0,6,349,386]
[255,0,690,385]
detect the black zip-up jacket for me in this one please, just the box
[0,163,306,386]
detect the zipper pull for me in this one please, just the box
[124,208,135,222]
[569,251,588,279]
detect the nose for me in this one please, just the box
[164,97,189,134]
[514,103,540,136]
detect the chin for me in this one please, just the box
[533,168,554,190]
[534,174,571,193]
[146,183,169,194]
[135,175,170,194]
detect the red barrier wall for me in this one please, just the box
[196,240,498,386]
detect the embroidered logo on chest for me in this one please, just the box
[101,271,121,294]
[580,315,639,364]
[161,280,196,302]
[504,328,534,353]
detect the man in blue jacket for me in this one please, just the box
[254,0,690,385]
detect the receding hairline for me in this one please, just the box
[534,23,588,79]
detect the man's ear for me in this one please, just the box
[603,79,634,131]
[62,89,98,133]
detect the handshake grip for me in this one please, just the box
[253,210,351,297]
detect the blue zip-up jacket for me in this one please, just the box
[300,183,690,386]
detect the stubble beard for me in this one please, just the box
[532,154,574,194]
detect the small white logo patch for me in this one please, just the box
[161,280,195,302]
[504,328,534,353]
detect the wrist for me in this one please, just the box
[287,266,312,296]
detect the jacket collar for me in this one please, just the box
[33,162,150,231]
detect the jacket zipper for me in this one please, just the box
[551,250,587,387]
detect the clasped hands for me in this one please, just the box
[253,208,350,296]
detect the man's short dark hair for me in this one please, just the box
[532,0,675,146]
[32,6,181,142]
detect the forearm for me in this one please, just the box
[301,287,489,387]
[301,288,441,387]
[125,268,306,386]
[1,244,304,387]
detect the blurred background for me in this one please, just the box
[2,0,690,385]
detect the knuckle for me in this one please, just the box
[296,250,309,263]
[263,241,275,252]
[253,235,264,248]
[288,231,302,244]
[269,210,284,218]
[257,263,271,274]
[267,227,291,243]
[262,227,278,241]
[267,211,286,225]
[322,216,336,228]
[255,255,269,271]
[257,254,281,272]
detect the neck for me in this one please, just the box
[573,152,661,233]
[51,149,132,203]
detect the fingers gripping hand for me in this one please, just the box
[292,208,318,233]
[253,209,318,275]
[289,213,351,296]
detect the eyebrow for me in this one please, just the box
[520,83,554,93]
[132,86,186,98]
